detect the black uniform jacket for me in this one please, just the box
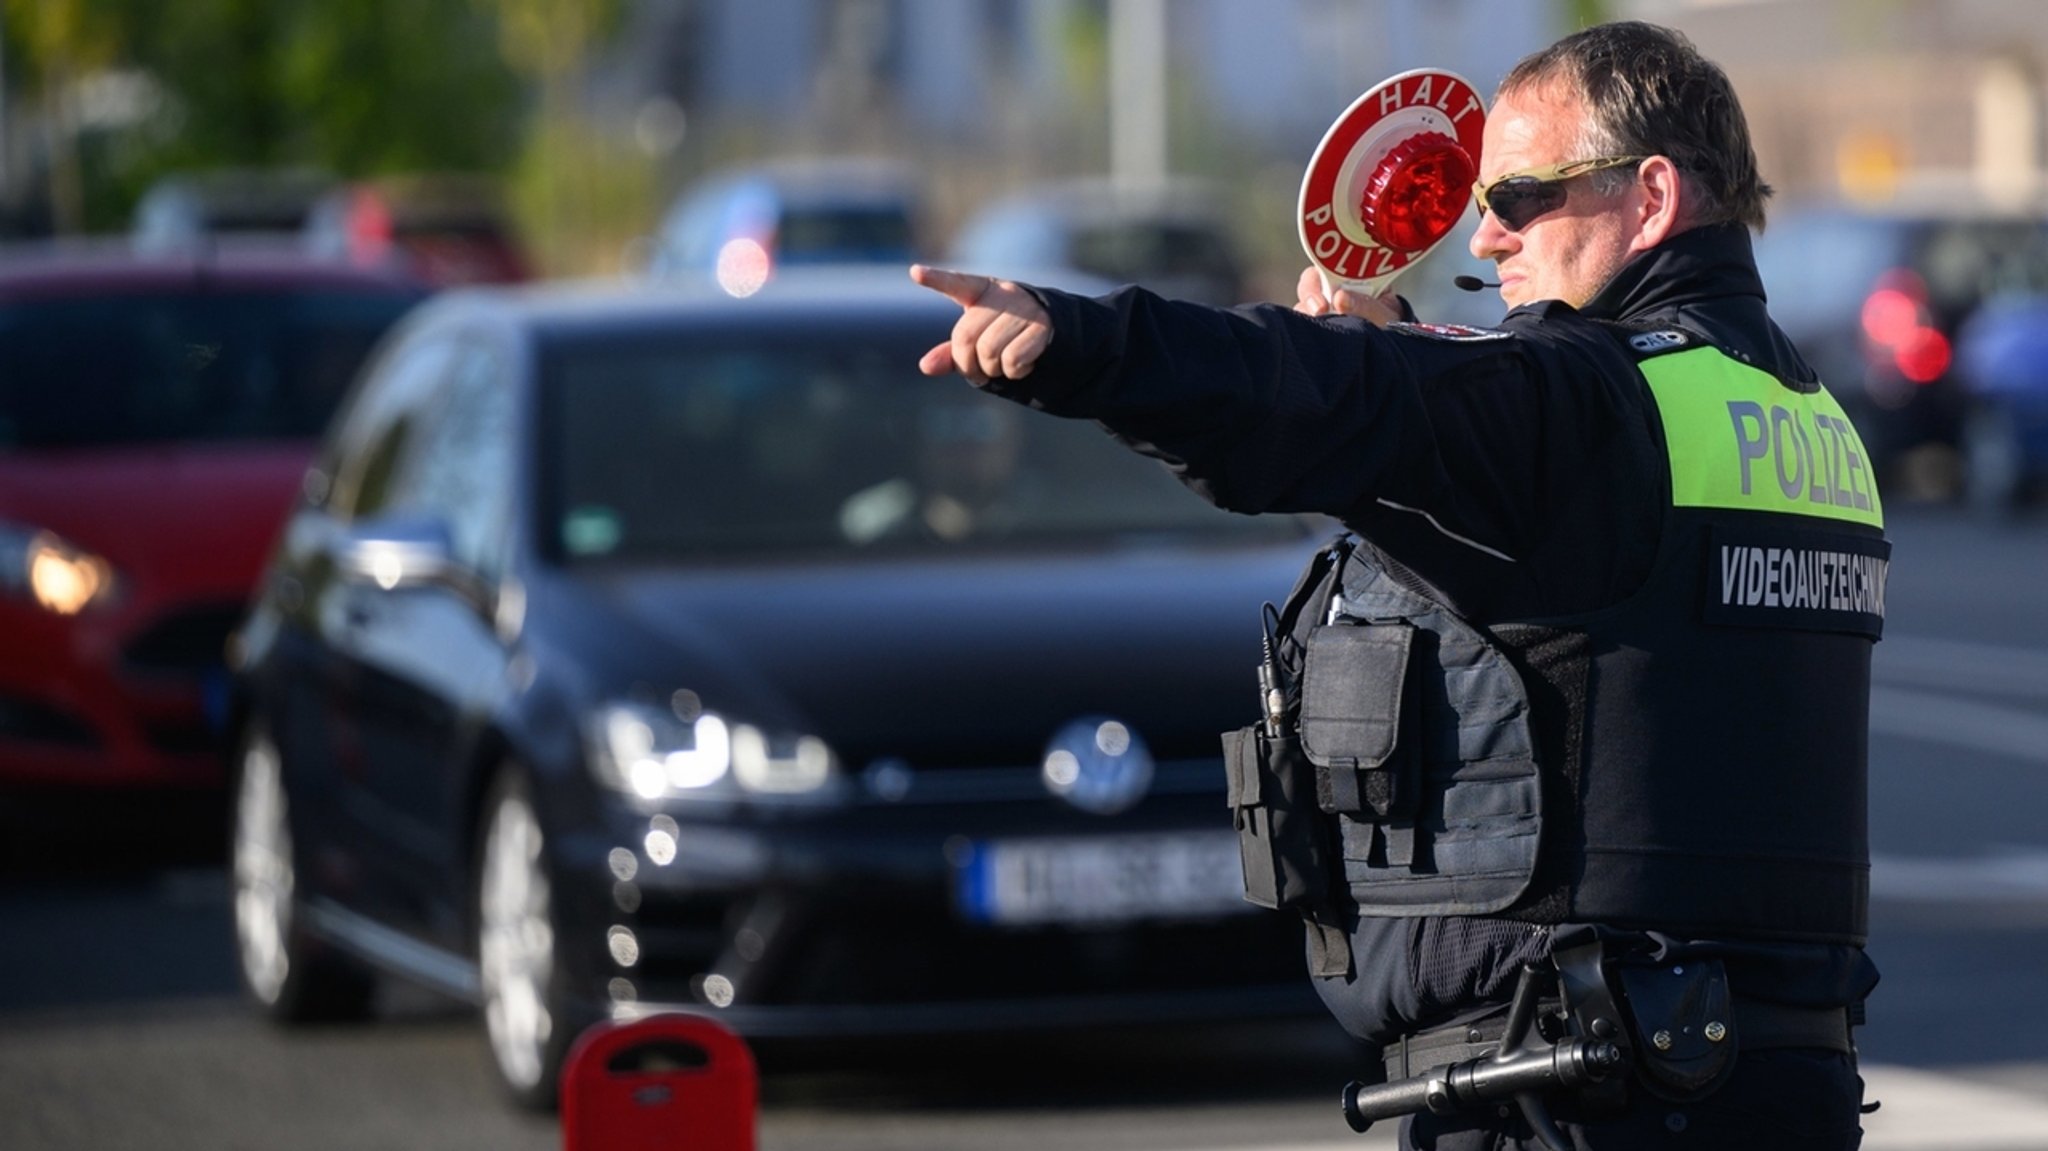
[983,222,1880,1047]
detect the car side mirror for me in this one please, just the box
[335,515,490,610]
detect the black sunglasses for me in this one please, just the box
[1471,155,1645,232]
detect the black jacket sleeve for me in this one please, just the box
[981,284,1664,617]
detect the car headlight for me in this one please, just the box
[0,521,118,615]
[586,700,841,803]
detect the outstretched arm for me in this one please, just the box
[910,262,1444,521]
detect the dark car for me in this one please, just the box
[302,174,533,287]
[131,169,338,251]
[225,268,1329,1106]
[1751,203,2048,496]
[646,158,924,292]
[947,178,1249,305]
[0,246,425,814]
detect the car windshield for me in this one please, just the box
[542,328,1308,562]
[1070,221,1237,284]
[0,289,418,451]
[775,207,915,264]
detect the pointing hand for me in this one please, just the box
[910,265,1053,385]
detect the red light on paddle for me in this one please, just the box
[1360,133,1475,252]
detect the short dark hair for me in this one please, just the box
[1499,21,1772,231]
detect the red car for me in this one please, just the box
[0,245,425,804]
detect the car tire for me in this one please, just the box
[1963,402,2026,517]
[474,770,576,1110]
[230,722,377,1022]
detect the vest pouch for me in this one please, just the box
[1221,725,1337,911]
[1298,622,1421,821]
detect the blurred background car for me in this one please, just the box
[130,169,338,252]
[1751,202,2048,500]
[946,177,1249,304]
[224,266,1328,1108]
[0,245,425,849]
[645,157,925,290]
[302,174,533,287]
[1953,294,2048,514]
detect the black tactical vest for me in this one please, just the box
[1225,328,1886,960]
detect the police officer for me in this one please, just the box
[913,21,1879,1150]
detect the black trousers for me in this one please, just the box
[1402,1049,1866,1150]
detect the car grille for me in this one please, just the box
[625,893,1303,1010]
[0,692,99,748]
[759,907,1304,1006]
[123,603,245,675]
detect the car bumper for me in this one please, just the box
[0,600,237,790]
[546,778,1320,1038]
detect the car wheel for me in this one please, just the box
[1963,402,2026,516]
[475,771,573,1109]
[230,722,376,1022]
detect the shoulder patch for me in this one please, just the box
[1627,329,1692,353]
[1388,321,1513,342]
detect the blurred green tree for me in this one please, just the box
[4,0,526,231]
[3,0,122,230]
[475,0,653,275]
[1560,0,1613,32]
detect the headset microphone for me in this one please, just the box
[1453,275,1500,292]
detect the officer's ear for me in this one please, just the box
[1628,155,1685,251]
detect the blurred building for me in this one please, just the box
[618,0,1556,285]
[1622,0,2048,212]
[628,0,1549,149]
[621,0,2048,218]
[19,2,2039,267]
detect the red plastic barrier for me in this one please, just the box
[560,1013,757,1151]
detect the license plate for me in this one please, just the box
[954,831,1252,926]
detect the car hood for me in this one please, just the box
[0,443,314,599]
[572,540,1318,768]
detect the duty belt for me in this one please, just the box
[1340,935,1866,1151]
[1385,995,1856,1084]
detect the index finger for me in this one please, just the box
[909,264,995,309]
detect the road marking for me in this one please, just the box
[1862,1063,2048,1149]
[1205,1064,2048,1150]
[1869,686,2048,765]
[1872,848,2048,903]
[1879,634,2048,704]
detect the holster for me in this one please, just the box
[1613,958,1739,1101]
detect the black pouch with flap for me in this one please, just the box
[1298,622,1422,821]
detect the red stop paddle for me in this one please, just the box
[1298,69,1486,297]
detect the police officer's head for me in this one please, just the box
[1470,22,1770,308]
